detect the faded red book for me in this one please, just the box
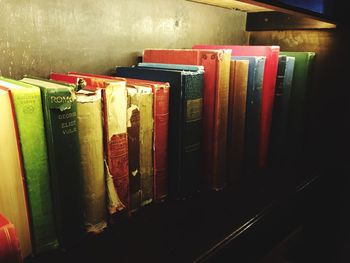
[51,72,129,214]
[66,72,170,202]
[0,214,22,263]
[193,45,280,169]
[143,49,231,191]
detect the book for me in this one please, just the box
[193,45,280,170]
[126,88,141,212]
[143,48,231,191]
[51,72,128,213]
[280,51,315,166]
[269,56,295,169]
[67,72,170,203]
[76,89,107,233]
[127,86,154,207]
[0,214,23,263]
[66,73,130,212]
[0,77,58,254]
[227,60,249,184]
[116,64,204,198]
[20,77,84,249]
[0,88,32,257]
[231,56,265,175]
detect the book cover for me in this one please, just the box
[143,48,231,191]
[269,56,295,169]
[20,77,84,249]
[231,56,265,175]
[0,214,23,263]
[0,77,58,254]
[193,45,280,170]
[126,88,141,212]
[66,73,129,212]
[68,72,170,203]
[76,89,107,233]
[227,60,249,184]
[280,51,315,166]
[127,86,154,206]
[0,88,32,257]
[117,64,204,198]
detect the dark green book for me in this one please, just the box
[20,77,84,249]
[0,77,59,254]
[280,51,315,166]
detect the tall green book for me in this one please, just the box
[76,89,107,233]
[20,77,84,249]
[280,51,315,165]
[0,77,58,254]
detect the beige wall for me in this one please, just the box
[0,0,248,79]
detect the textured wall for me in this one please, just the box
[0,0,248,79]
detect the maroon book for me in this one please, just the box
[0,214,22,263]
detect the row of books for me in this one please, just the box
[0,45,315,260]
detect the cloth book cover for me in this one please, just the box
[193,45,280,170]
[50,72,125,214]
[76,89,107,233]
[0,88,32,258]
[0,77,58,254]
[67,73,170,203]
[126,88,141,212]
[127,86,154,207]
[66,73,129,213]
[116,64,204,198]
[20,77,84,249]
[269,55,295,169]
[121,78,169,203]
[280,51,315,166]
[0,214,23,263]
[231,56,265,175]
[227,60,249,184]
[143,48,231,191]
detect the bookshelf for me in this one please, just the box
[1,0,345,262]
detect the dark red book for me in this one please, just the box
[193,45,280,169]
[0,214,22,263]
[143,49,231,191]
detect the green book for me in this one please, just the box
[0,77,58,254]
[280,51,315,165]
[20,77,84,249]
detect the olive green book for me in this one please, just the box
[0,77,58,254]
[20,77,84,249]
[76,89,107,233]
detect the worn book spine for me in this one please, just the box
[152,86,169,202]
[103,83,129,212]
[201,50,231,190]
[0,215,23,263]
[3,79,59,253]
[0,88,32,258]
[131,88,154,206]
[181,71,204,196]
[228,60,249,185]
[127,89,141,212]
[76,90,107,233]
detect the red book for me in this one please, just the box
[0,214,22,263]
[143,49,231,191]
[51,72,129,213]
[193,45,280,169]
[67,73,170,202]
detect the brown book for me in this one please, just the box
[227,60,249,184]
